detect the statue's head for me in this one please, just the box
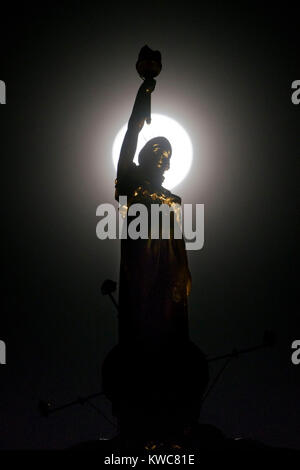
[138,137,172,178]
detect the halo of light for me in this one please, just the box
[112,114,193,189]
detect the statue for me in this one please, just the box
[115,46,192,350]
[102,48,208,445]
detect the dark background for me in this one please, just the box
[0,2,299,449]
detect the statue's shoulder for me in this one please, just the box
[161,186,182,205]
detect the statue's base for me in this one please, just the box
[102,341,209,439]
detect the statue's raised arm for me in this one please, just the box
[117,79,156,178]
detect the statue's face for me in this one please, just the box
[151,143,171,173]
[139,138,172,179]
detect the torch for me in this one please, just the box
[136,45,162,124]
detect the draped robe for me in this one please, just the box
[115,162,191,351]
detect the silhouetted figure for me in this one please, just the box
[115,78,192,350]
[102,48,208,444]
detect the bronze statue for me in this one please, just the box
[102,48,208,444]
[115,47,192,350]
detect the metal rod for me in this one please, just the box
[108,293,119,312]
[84,399,117,428]
[202,356,233,404]
[207,343,267,363]
[40,391,104,416]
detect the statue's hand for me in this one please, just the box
[142,78,156,94]
[128,79,156,132]
[128,79,155,131]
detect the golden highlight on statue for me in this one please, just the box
[115,46,192,349]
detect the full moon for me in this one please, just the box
[112,114,193,189]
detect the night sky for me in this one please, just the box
[1,3,299,449]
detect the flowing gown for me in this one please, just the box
[115,162,191,351]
